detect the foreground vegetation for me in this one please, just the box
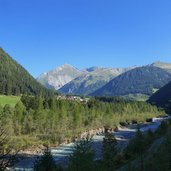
[0,96,164,150]
[0,95,167,170]
[31,119,171,171]
[121,119,171,171]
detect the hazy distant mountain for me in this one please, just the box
[37,64,83,90]
[37,61,171,97]
[91,66,171,97]
[151,61,171,73]
[0,48,52,96]
[59,67,135,95]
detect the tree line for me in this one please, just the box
[0,96,164,150]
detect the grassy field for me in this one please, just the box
[0,95,20,107]
[123,93,149,101]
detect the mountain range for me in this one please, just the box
[91,65,171,97]
[37,65,137,95]
[59,66,135,95]
[37,61,171,99]
[1,47,171,102]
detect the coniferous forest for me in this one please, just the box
[0,48,53,96]
[0,95,166,170]
[0,96,163,149]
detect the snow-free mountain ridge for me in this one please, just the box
[37,64,83,90]
[37,65,136,94]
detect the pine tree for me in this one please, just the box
[36,96,44,111]
[34,147,62,171]
[102,133,117,171]
[14,101,25,122]
[126,162,135,171]
[127,128,145,171]
[68,137,95,171]
[49,97,57,111]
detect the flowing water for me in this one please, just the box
[9,116,170,171]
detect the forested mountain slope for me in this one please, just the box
[59,67,132,95]
[38,63,136,95]
[0,48,52,96]
[91,66,171,97]
[148,81,171,110]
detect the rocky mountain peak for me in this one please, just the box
[37,64,83,90]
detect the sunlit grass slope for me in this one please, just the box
[0,95,20,107]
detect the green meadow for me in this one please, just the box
[0,95,20,107]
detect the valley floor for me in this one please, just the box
[9,116,170,171]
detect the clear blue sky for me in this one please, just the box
[1,0,171,77]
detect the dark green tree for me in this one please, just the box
[126,128,145,171]
[126,162,135,171]
[14,101,25,121]
[49,97,57,111]
[13,101,25,135]
[145,129,154,146]
[34,147,62,171]
[102,133,117,171]
[36,96,44,111]
[68,137,95,171]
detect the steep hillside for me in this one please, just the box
[37,64,83,90]
[91,66,171,97]
[148,81,171,109]
[0,48,52,96]
[59,67,133,95]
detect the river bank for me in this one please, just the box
[8,115,170,171]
